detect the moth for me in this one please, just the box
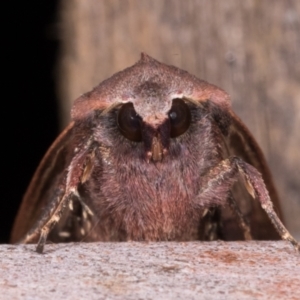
[11,54,299,253]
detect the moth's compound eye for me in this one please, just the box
[168,99,191,138]
[117,103,142,142]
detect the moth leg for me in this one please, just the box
[199,208,221,241]
[20,182,79,253]
[19,181,65,242]
[77,196,94,218]
[198,156,299,251]
[74,196,95,238]
[237,158,299,251]
[227,192,252,240]
[36,189,79,253]
[24,141,95,253]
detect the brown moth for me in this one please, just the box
[11,54,299,253]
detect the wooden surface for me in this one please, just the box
[57,0,300,238]
[1,241,299,299]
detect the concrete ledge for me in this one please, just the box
[1,241,299,299]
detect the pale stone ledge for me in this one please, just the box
[0,241,299,299]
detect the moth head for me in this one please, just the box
[71,53,231,162]
[113,97,193,162]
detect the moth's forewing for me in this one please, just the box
[11,122,75,243]
[219,111,281,240]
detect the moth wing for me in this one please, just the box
[11,122,75,243]
[220,111,282,240]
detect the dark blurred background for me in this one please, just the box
[3,1,300,243]
[2,1,59,242]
